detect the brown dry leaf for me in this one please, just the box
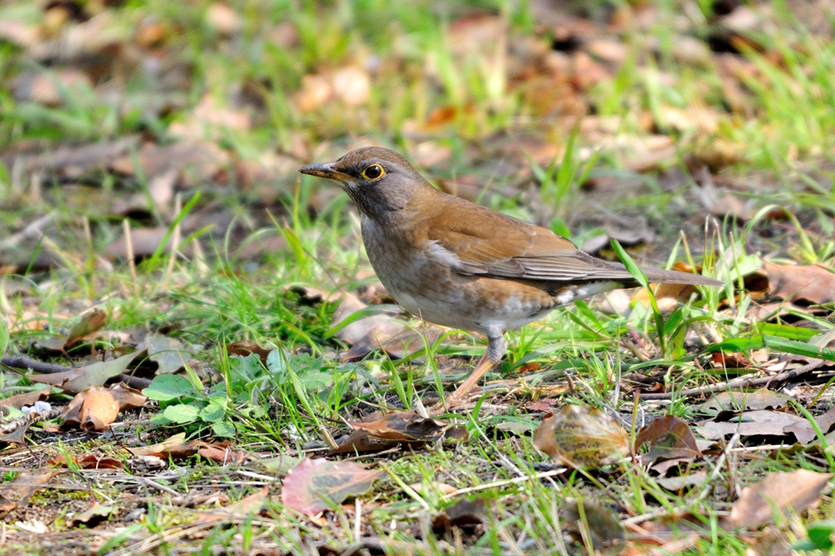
[28,349,146,394]
[281,458,383,518]
[226,340,272,365]
[700,390,787,412]
[708,192,752,221]
[0,387,52,411]
[635,415,700,465]
[764,262,835,305]
[0,19,40,48]
[127,432,187,457]
[326,429,399,457]
[533,405,630,468]
[60,382,146,432]
[710,351,753,369]
[656,470,709,492]
[0,470,63,511]
[351,411,446,443]
[78,387,119,432]
[729,470,833,529]
[695,410,815,444]
[50,454,124,470]
[198,442,248,465]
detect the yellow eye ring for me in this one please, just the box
[362,164,385,181]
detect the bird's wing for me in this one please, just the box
[425,200,721,286]
[424,201,635,282]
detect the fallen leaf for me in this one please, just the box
[126,432,187,457]
[326,429,400,456]
[78,388,119,432]
[700,390,787,412]
[635,415,700,465]
[69,503,115,528]
[65,310,107,349]
[533,405,630,468]
[0,387,52,411]
[764,262,835,305]
[730,470,833,529]
[695,410,815,444]
[226,340,272,365]
[350,411,445,442]
[281,458,383,517]
[28,350,146,394]
[0,470,62,511]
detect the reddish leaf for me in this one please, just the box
[282,458,383,517]
[636,415,700,465]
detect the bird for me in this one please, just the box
[299,147,724,410]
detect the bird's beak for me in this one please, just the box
[298,162,351,183]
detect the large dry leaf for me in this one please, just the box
[351,411,446,442]
[127,432,187,457]
[27,349,146,394]
[281,458,383,517]
[730,470,833,528]
[765,262,835,305]
[695,410,815,444]
[533,405,630,468]
[60,383,147,432]
[701,390,787,412]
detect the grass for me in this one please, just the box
[1,0,834,554]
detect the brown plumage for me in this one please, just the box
[300,147,723,409]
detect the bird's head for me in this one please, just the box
[299,147,430,220]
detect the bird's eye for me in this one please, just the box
[361,164,385,181]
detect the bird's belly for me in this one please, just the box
[370,252,556,334]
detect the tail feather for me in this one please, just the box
[639,267,724,287]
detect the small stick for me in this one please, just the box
[638,360,823,400]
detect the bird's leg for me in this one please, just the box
[432,333,506,413]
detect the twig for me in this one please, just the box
[1,355,71,374]
[638,360,823,400]
[0,406,64,435]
